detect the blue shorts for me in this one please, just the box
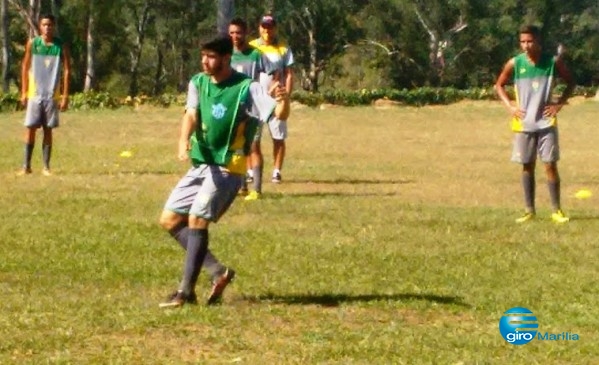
[164,165,243,222]
[511,128,559,164]
[24,98,59,129]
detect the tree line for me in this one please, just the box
[1,0,598,96]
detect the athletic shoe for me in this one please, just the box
[244,191,261,201]
[207,268,236,305]
[238,187,249,196]
[17,167,32,176]
[42,168,52,176]
[515,212,535,223]
[272,171,282,183]
[551,210,570,223]
[159,290,197,308]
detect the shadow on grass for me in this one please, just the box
[285,178,414,185]
[266,191,401,198]
[242,292,470,308]
[570,215,599,221]
[70,170,178,176]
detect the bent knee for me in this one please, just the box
[159,210,185,230]
[188,215,209,229]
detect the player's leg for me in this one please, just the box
[246,122,265,200]
[160,212,227,303]
[539,128,568,222]
[19,99,42,174]
[158,166,230,285]
[41,100,59,175]
[161,165,242,307]
[512,132,537,222]
[269,117,287,183]
[188,166,241,304]
[41,126,53,175]
[19,127,37,175]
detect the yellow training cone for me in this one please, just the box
[120,150,133,158]
[575,189,592,199]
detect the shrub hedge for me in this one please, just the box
[0,86,596,112]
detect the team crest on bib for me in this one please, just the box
[212,103,227,119]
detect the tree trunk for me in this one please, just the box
[83,0,95,92]
[1,0,10,92]
[178,47,190,92]
[306,29,319,92]
[216,0,234,36]
[51,0,61,33]
[128,0,151,97]
[8,0,40,37]
[152,45,164,95]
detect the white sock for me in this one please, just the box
[247,169,254,177]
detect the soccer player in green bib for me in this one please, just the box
[158,36,290,308]
[228,17,271,197]
[495,25,575,223]
[19,14,71,176]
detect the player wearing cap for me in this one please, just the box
[247,13,294,197]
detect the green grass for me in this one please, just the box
[1,100,598,364]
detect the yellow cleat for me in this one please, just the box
[244,191,262,201]
[551,210,570,223]
[42,168,52,176]
[515,212,535,223]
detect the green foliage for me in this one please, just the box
[3,0,599,94]
[69,91,121,110]
[293,87,495,106]
[2,85,596,113]
[0,92,20,112]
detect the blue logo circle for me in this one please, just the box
[499,307,538,345]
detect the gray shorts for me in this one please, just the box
[164,165,243,222]
[253,117,288,142]
[24,98,59,129]
[511,128,559,164]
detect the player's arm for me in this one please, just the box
[178,109,197,161]
[250,81,290,121]
[494,58,523,118]
[283,49,294,94]
[283,67,293,95]
[60,44,71,111]
[178,81,199,161]
[274,83,290,120]
[544,57,575,117]
[20,39,33,106]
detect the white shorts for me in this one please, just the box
[253,117,288,142]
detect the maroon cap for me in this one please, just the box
[260,15,276,27]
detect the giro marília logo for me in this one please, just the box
[499,307,538,345]
[498,307,580,345]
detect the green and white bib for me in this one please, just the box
[511,53,556,132]
[189,72,258,174]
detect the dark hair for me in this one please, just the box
[519,25,541,40]
[201,36,233,56]
[230,17,247,33]
[39,14,56,24]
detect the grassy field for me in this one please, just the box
[1,100,598,364]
